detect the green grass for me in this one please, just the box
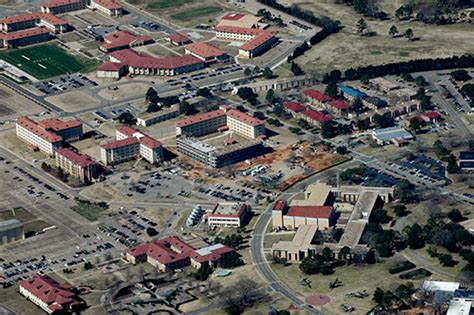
[371,50,382,55]
[71,203,108,221]
[0,207,36,222]
[147,0,194,10]
[399,51,410,57]
[170,5,222,21]
[0,44,94,80]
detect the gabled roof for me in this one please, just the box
[97,61,125,71]
[19,274,82,311]
[16,116,62,143]
[185,42,226,59]
[100,137,139,150]
[139,135,162,149]
[55,148,95,167]
[283,101,306,113]
[110,49,203,70]
[93,0,122,9]
[101,30,152,51]
[39,118,82,131]
[226,109,263,127]
[41,0,83,8]
[0,27,49,41]
[303,89,332,103]
[167,33,191,44]
[302,109,332,123]
[176,109,226,128]
[327,100,351,110]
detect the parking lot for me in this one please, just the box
[131,19,175,34]
[394,155,450,185]
[166,63,243,86]
[33,74,98,96]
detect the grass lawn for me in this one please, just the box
[0,285,44,315]
[0,44,95,80]
[147,0,194,10]
[170,6,222,21]
[71,203,109,221]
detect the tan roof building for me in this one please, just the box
[272,225,318,261]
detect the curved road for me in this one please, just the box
[250,160,358,314]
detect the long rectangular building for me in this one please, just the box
[176,105,265,139]
[215,25,277,58]
[176,136,264,168]
[0,28,50,48]
[41,0,86,14]
[15,116,83,155]
[104,49,205,77]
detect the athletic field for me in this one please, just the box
[0,44,92,80]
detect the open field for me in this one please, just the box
[281,0,474,78]
[46,90,101,112]
[147,0,194,10]
[170,6,222,21]
[0,44,95,80]
[97,82,151,101]
[0,85,50,121]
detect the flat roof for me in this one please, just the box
[423,281,460,292]
[285,206,334,219]
[373,126,413,142]
[447,299,472,315]
[209,203,246,218]
[272,225,318,252]
[0,218,23,232]
[137,106,179,120]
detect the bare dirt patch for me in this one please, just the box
[46,90,101,112]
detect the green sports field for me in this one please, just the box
[0,44,95,80]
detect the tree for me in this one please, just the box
[263,67,273,79]
[409,117,421,131]
[146,101,160,113]
[357,18,367,34]
[394,179,416,202]
[360,73,370,85]
[450,69,472,82]
[448,209,464,223]
[265,89,276,104]
[352,97,365,114]
[193,263,213,281]
[446,154,460,174]
[325,81,339,98]
[244,67,252,77]
[146,227,158,236]
[404,28,414,40]
[438,254,456,267]
[336,146,348,155]
[353,0,369,14]
[273,103,283,116]
[393,204,408,217]
[117,112,136,125]
[338,246,351,261]
[403,224,425,249]
[373,287,385,304]
[371,208,391,224]
[145,87,159,103]
[253,66,261,75]
[84,261,93,270]
[290,62,304,76]
[179,101,194,115]
[389,25,398,37]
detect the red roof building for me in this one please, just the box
[166,33,192,46]
[19,274,85,314]
[108,49,204,76]
[184,42,228,63]
[327,100,351,110]
[55,148,96,182]
[97,61,125,72]
[272,199,288,211]
[283,101,306,113]
[286,206,334,219]
[16,116,63,144]
[302,109,332,125]
[55,148,95,168]
[215,25,276,58]
[0,28,50,48]
[304,89,332,104]
[100,30,153,52]
[126,236,236,271]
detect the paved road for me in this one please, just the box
[250,160,359,314]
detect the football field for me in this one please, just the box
[0,44,93,80]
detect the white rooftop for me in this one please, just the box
[423,281,460,292]
[195,243,225,256]
[447,299,472,315]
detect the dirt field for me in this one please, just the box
[281,0,474,77]
[97,82,151,101]
[135,42,182,58]
[0,85,49,120]
[46,91,101,112]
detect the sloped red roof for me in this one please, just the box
[222,13,245,20]
[303,89,332,103]
[422,111,441,119]
[176,109,226,128]
[327,100,351,110]
[227,109,263,127]
[93,0,122,9]
[19,274,81,311]
[146,236,195,265]
[101,30,152,51]
[0,27,49,41]
[167,33,192,44]
[41,0,83,8]
[110,49,203,70]
[272,199,287,211]
[286,206,334,219]
[302,110,332,123]
[215,25,275,51]
[16,116,62,143]
[0,13,38,25]
[116,125,138,137]
[283,101,306,113]
[38,13,68,25]
[39,118,82,131]
[100,137,139,150]
[97,61,125,71]
[185,42,225,59]
[56,148,95,167]
[139,135,162,149]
